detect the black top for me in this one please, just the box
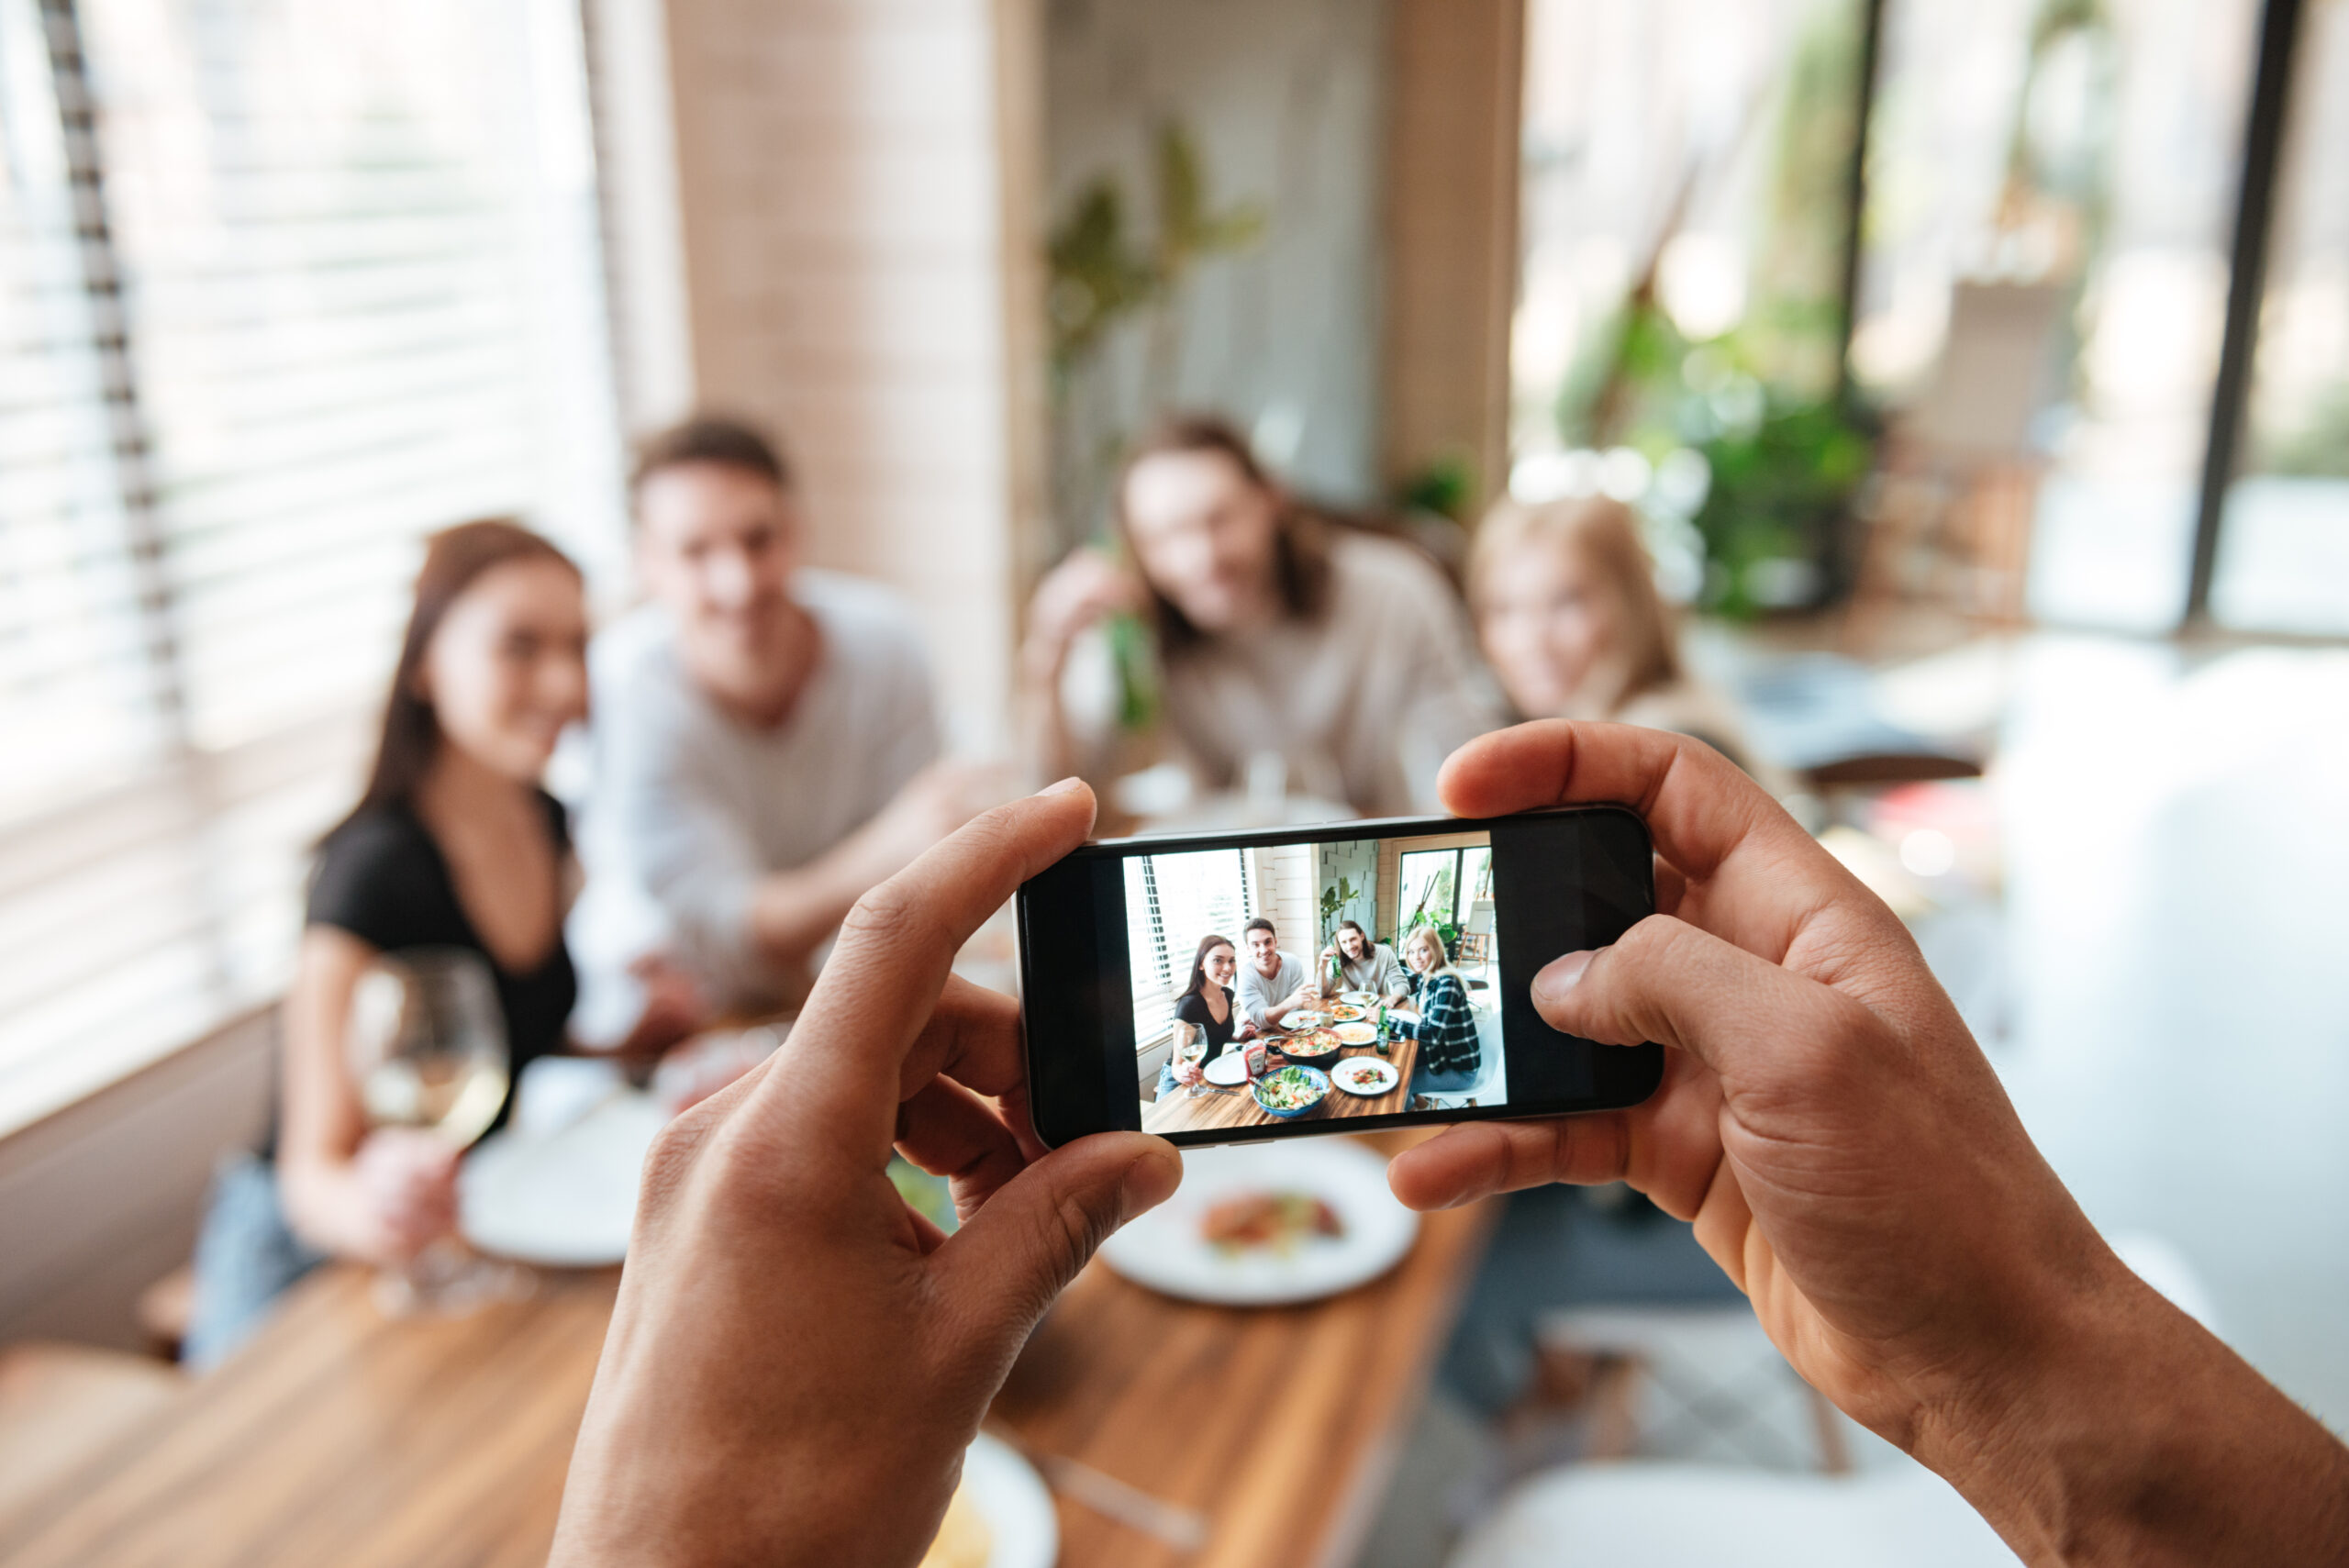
[306,794,576,1132]
[1174,984,1241,1062]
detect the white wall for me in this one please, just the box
[1043,0,1389,536]
[0,1008,273,1351]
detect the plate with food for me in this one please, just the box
[1286,1009,1330,1030]
[1202,1051,1250,1086]
[1331,1021,1379,1047]
[1325,1003,1366,1023]
[1096,1138,1420,1305]
[1275,1029,1342,1064]
[1330,1057,1399,1097]
[916,1430,1056,1568]
[1252,1062,1330,1118]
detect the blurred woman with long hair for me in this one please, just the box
[1022,415,1503,817]
[187,521,604,1364]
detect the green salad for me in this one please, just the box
[1254,1064,1325,1111]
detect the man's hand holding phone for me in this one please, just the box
[551,782,1179,1568]
[1390,721,2349,1565]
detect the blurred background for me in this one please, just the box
[1,0,2343,1563]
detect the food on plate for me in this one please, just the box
[1325,1004,1365,1023]
[1331,1021,1378,1046]
[1200,1189,1346,1253]
[1252,1063,1329,1113]
[1334,1059,1396,1095]
[1286,1010,1330,1030]
[1277,1029,1341,1060]
[917,1478,992,1568]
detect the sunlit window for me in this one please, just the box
[0,0,622,1129]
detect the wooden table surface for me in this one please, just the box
[1144,1029,1421,1135]
[0,1133,1494,1568]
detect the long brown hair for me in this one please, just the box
[1114,414,1331,648]
[1184,933,1235,1004]
[329,518,581,838]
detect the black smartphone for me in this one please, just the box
[1016,806,1661,1149]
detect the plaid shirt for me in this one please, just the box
[1404,971,1480,1077]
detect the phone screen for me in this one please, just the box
[1016,806,1661,1149]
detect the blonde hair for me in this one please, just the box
[1467,495,1680,712]
[1403,924,1460,980]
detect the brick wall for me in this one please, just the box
[659,0,1045,751]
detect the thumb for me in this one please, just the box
[1531,913,1866,1086]
[933,1132,1181,1338]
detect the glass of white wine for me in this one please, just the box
[346,947,525,1317]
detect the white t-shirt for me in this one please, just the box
[1237,951,1307,1029]
[568,571,941,1019]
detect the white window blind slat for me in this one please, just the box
[0,0,626,1132]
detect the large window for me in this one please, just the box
[0,0,621,1129]
[1398,844,1492,931]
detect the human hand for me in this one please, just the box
[617,953,705,1059]
[1389,721,2349,1562]
[1171,1057,1206,1088]
[340,1128,461,1264]
[550,783,1181,1568]
[1020,548,1141,680]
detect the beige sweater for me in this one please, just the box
[1065,532,1507,817]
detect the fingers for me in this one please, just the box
[753,782,1097,1151]
[896,974,1026,1104]
[933,1133,1181,1341]
[895,1076,1028,1219]
[1435,724,1842,947]
[1387,1116,1633,1210]
[1531,914,1869,1088]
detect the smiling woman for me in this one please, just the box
[184,522,593,1368]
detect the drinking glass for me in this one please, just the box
[345,947,528,1317]
[1173,1019,1209,1096]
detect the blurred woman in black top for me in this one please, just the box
[189,521,640,1365]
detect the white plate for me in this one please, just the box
[462,1090,665,1266]
[1339,990,1378,1006]
[1097,1138,1419,1306]
[1203,1051,1250,1086]
[955,1431,1057,1568]
[1287,1011,1330,1029]
[1330,1057,1399,1096]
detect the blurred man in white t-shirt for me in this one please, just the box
[570,417,992,1024]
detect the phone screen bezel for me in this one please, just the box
[1017,805,1662,1149]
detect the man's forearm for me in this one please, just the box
[1922,1267,2349,1566]
[746,850,877,975]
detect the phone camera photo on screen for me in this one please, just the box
[1015,806,1663,1150]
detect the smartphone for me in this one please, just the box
[1016,806,1661,1149]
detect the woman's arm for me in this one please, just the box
[277,927,460,1264]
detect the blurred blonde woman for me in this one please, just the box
[1468,495,1768,778]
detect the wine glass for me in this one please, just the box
[1173,1019,1210,1096]
[345,947,527,1316]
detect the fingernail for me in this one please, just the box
[1039,775,1085,796]
[1533,951,1595,1006]
[1120,1140,1182,1219]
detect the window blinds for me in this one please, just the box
[1123,850,1252,1051]
[0,0,623,1129]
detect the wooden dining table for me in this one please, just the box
[1144,1021,1423,1136]
[0,1130,1494,1568]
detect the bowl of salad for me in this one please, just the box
[1252,1063,1330,1120]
